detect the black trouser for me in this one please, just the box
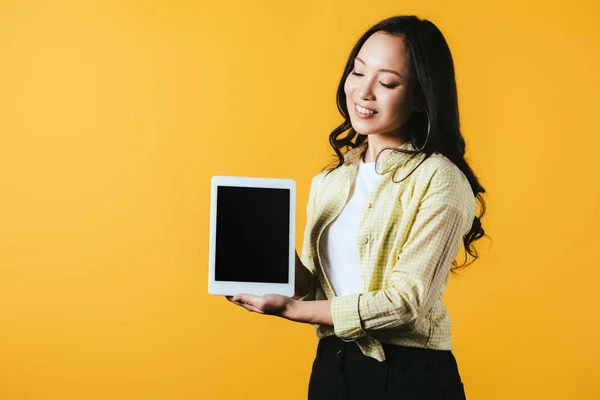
[308,335,466,400]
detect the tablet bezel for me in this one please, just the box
[208,175,296,296]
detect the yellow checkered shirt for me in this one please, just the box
[299,141,477,362]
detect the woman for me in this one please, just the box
[226,15,487,400]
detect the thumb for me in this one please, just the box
[233,293,259,304]
[232,294,245,302]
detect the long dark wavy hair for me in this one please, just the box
[325,15,488,272]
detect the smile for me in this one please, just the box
[356,104,376,114]
[354,103,377,118]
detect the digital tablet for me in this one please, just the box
[208,176,296,296]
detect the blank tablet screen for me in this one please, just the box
[215,186,290,284]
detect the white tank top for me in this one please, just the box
[319,155,383,296]
[320,155,382,342]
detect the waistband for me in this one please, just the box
[317,335,455,367]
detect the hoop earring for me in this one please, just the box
[414,109,430,152]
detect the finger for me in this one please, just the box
[225,296,233,302]
[232,294,266,314]
[233,293,262,306]
[238,302,264,314]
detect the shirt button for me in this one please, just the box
[367,202,372,208]
[337,350,342,355]
[363,236,369,244]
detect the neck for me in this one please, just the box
[362,133,407,163]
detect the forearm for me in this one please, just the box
[284,299,333,326]
[333,286,419,334]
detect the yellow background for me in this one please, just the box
[1,0,598,398]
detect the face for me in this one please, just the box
[344,31,422,140]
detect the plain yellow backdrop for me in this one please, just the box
[1,0,599,399]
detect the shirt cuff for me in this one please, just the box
[331,294,366,340]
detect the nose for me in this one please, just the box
[358,77,375,100]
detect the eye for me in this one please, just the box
[351,71,397,89]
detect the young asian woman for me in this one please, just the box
[226,15,487,400]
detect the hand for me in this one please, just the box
[225,293,296,318]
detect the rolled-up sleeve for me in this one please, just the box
[331,166,474,339]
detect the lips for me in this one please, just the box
[354,103,377,118]
[355,103,377,114]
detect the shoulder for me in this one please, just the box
[418,153,477,227]
[306,169,329,201]
[311,163,344,188]
[309,169,327,191]
[305,164,348,209]
[419,152,459,176]
[408,152,474,207]
[415,152,470,189]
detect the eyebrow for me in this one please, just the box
[355,57,403,78]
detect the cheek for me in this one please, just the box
[344,76,357,96]
[387,93,412,116]
[376,93,398,113]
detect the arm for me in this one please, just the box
[227,174,327,320]
[331,166,475,340]
[285,298,333,325]
[290,251,333,325]
[227,245,331,324]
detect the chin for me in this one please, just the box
[356,133,379,139]
[351,123,378,136]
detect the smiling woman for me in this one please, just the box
[343,32,423,156]
[227,15,487,400]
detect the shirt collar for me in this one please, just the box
[343,140,421,174]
